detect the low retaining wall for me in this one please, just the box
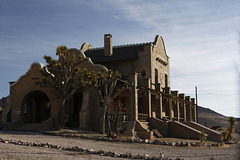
[182,121,221,142]
[169,121,206,140]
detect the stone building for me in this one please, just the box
[84,34,194,122]
[2,50,106,132]
[1,34,221,142]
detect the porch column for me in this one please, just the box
[147,78,152,117]
[165,87,172,120]
[185,96,191,121]
[129,73,138,121]
[169,97,172,121]
[179,94,186,122]
[194,104,197,122]
[191,98,197,122]
[172,91,180,121]
[159,93,163,119]
[190,104,192,121]
[176,98,180,122]
[183,103,186,121]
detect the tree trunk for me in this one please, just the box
[99,107,106,134]
[106,110,112,137]
[56,98,66,130]
[227,125,233,141]
[227,130,232,141]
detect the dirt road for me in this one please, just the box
[0,131,239,160]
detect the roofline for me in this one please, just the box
[90,42,152,51]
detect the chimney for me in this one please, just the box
[104,34,113,56]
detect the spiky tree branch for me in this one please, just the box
[37,46,98,129]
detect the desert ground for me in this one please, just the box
[0,131,239,160]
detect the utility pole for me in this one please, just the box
[195,86,198,123]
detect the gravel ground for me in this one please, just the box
[0,142,127,160]
[0,131,239,160]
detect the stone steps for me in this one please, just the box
[140,122,150,131]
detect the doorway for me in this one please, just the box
[22,91,50,123]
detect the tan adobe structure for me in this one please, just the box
[2,49,106,131]
[1,34,221,142]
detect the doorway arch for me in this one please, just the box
[22,91,50,123]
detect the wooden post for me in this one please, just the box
[195,86,198,123]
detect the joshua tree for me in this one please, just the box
[38,46,128,134]
[227,116,236,141]
[37,46,98,130]
[221,130,228,141]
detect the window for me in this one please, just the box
[155,68,158,84]
[141,70,146,77]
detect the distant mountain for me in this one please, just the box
[197,106,240,130]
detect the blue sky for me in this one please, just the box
[0,0,240,117]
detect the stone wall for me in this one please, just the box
[6,48,107,131]
[150,35,170,90]
[168,121,205,140]
[9,62,56,123]
[182,121,221,142]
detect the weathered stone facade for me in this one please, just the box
[1,34,221,142]
[83,34,220,141]
[84,35,192,122]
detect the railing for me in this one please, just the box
[138,113,148,121]
[109,113,130,122]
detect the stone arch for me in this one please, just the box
[21,90,50,123]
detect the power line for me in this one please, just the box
[171,69,239,96]
[170,69,239,106]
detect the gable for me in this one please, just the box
[152,35,169,62]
